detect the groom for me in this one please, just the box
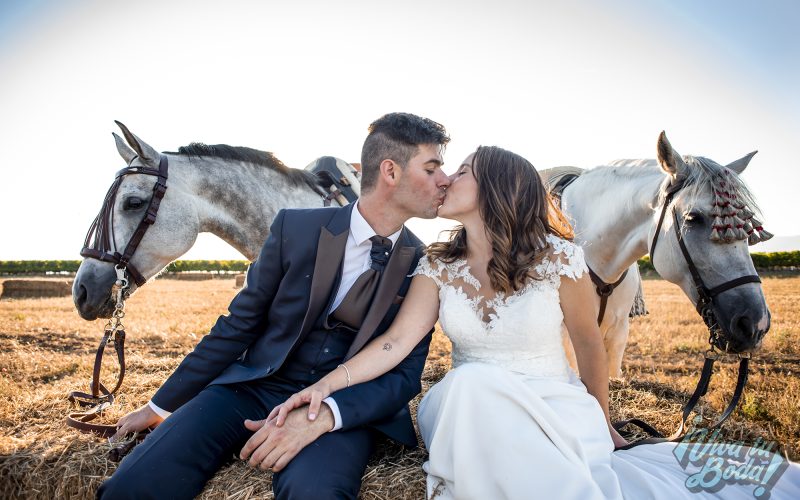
[98,113,451,499]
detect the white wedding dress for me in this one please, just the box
[413,235,800,499]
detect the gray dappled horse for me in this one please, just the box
[73,122,358,320]
[544,132,771,377]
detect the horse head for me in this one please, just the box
[73,122,201,320]
[650,131,772,353]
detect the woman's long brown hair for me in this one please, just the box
[427,146,574,294]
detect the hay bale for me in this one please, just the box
[0,279,73,299]
[235,274,246,288]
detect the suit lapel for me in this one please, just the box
[296,205,352,341]
[345,229,417,360]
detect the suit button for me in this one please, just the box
[310,369,316,375]
[323,348,330,353]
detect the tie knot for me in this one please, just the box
[369,235,392,271]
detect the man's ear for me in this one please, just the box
[379,159,400,186]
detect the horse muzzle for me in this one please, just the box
[712,288,770,353]
[73,262,119,320]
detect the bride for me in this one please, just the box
[269,146,800,498]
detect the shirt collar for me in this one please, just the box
[350,200,403,247]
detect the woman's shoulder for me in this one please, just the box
[544,233,582,256]
[413,252,447,282]
[541,234,587,280]
[414,251,471,287]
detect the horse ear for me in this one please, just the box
[114,120,160,166]
[656,131,688,180]
[725,151,757,175]
[113,132,137,164]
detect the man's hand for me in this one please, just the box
[240,404,334,472]
[113,403,164,441]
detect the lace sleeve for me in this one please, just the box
[548,236,588,281]
[412,254,443,288]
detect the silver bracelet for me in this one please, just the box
[337,363,351,388]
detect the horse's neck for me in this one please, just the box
[564,164,663,281]
[175,158,322,261]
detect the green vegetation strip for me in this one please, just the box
[0,260,250,274]
[1,252,797,275]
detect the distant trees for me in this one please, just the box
[1,253,798,275]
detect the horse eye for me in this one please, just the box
[685,211,705,225]
[123,197,145,211]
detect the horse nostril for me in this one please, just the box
[77,284,88,305]
[735,315,754,337]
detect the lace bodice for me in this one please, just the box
[413,234,588,379]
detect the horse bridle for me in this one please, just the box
[66,154,169,449]
[80,154,170,287]
[614,178,761,449]
[649,178,762,348]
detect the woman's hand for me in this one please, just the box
[608,423,629,450]
[268,382,332,426]
[112,403,164,441]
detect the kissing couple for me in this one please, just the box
[99,113,800,499]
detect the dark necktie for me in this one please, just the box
[331,235,393,329]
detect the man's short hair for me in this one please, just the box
[360,113,450,192]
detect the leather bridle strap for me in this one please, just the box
[671,209,761,311]
[588,267,628,325]
[649,179,684,260]
[80,155,169,287]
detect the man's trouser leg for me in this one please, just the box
[272,425,377,500]
[97,383,274,500]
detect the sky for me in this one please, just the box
[0,0,798,260]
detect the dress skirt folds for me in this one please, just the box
[417,363,800,500]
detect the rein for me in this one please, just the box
[66,155,169,452]
[615,178,758,449]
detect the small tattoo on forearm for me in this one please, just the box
[383,342,392,351]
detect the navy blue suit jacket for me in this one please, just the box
[152,203,432,446]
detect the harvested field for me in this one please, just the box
[0,276,798,499]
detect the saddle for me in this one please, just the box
[306,156,360,206]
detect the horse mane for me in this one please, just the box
[168,143,321,191]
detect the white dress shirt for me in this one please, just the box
[150,201,402,432]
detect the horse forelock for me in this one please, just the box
[667,156,760,214]
[661,155,770,244]
[168,143,320,191]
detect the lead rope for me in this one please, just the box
[66,267,149,460]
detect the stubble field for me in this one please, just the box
[0,275,798,499]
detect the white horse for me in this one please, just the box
[548,132,771,377]
[73,122,359,320]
